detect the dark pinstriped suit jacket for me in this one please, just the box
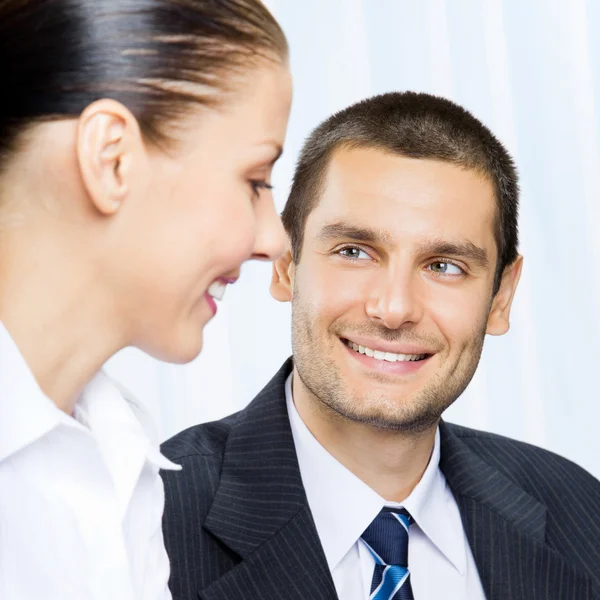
[161,359,600,600]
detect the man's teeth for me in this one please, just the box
[346,340,426,362]
[207,280,227,301]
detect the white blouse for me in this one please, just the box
[0,322,180,600]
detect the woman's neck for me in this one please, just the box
[0,229,123,414]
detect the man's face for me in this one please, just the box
[281,146,521,433]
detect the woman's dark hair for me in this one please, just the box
[0,0,287,163]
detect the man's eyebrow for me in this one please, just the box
[419,240,490,268]
[317,223,489,268]
[317,222,392,245]
[317,224,490,267]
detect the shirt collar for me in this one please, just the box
[75,370,181,473]
[0,321,179,472]
[0,322,67,462]
[285,374,466,575]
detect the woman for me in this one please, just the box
[0,0,291,598]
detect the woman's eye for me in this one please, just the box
[338,247,370,260]
[250,180,273,197]
[429,261,463,275]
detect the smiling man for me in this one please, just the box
[161,93,600,600]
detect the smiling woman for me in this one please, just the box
[0,1,291,598]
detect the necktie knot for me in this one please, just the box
[361,508,414,600]
[361,507,412,567]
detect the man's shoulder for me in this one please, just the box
[161,359,293,463]
[444,421,600,500]
[160,412,242,517]
[161,411,241,461]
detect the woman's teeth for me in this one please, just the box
[207,280,227,301]
[345,340,426,362]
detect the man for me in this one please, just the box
[161,92,600,600]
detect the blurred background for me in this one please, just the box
[106,0,600,478]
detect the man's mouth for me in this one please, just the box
[341,338,431,363]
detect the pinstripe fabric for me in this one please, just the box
[162,359,337,600]
[440,422,600,599]
[162,359,600,600]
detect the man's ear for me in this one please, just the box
[270,249,294,302]
[486,255,523,336]
[76,99,144,215]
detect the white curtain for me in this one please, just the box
[106,0,600,479]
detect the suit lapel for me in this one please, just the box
[440,422,593,600]
[197,362,593,600]
[200,359,337,600]
[200,506,337,600]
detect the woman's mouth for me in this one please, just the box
[207,280,228,301]
[204,277,238,315]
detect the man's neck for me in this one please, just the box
[292,371,438,503]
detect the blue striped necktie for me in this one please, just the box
[360,507,414,600]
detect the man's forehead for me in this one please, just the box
[308,145,497,238]
[323,145,493,195]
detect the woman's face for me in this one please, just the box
[113,63,292,362]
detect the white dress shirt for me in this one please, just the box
[285,375,486,600]
[0,322,181,600]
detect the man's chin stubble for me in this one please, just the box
[319,393,449,435]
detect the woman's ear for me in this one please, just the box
[270,249,294,302]
[486,255,523,335]
[76,99,144,216]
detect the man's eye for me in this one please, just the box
[429,261,463,275]
[338,247,370,260]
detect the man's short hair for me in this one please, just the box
[282,92,519,292]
